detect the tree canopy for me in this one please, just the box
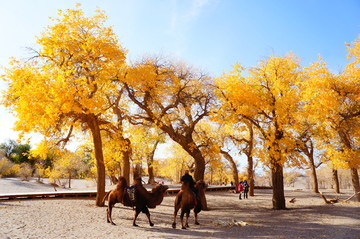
[1,5,359,208]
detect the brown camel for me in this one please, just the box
[132,177,169,226]
[172,180,206,229]
[102,176,168,226]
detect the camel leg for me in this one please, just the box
[185,211,190,228]
[133,209,140,227]
[180,210,186,229]
[194,211,200,225]
[108,204,116,225]
[106,208,110,223]
[172,205,180,228]
[145,212,154,227]
[172,198,181,229]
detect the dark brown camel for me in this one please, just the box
[132,177,169,226]
[172,180,206,229]
[102,176,169,226]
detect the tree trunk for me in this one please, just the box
[220,150,239,191]
[147,162,155,184]
[350,167,360,202]
[68,172,72,188]
[309,156,319,193]
[199,185,208,210]
[133,163,142,179]
[181,142,207,208]
[191,149,205,182]
[332,169,340,194]
[245,120,255,196]
[247,155,255,196]
[122,138,131,185]
[147,140,159,184]
[88,115,106,207]
[271,160,286,210]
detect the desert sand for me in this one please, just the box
[1,178,359,239]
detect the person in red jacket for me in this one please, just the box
[237,181,244,200]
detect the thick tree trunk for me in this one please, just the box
[88,115,106,207]
[309,156,319,193]
[350,167,360,202]
[121,138,131,185]
[157,124,208,206]
[332,169,340,194]
[191,149,205,182]
[147,162,155,184]
[162,128,206,181]
[182,143,207,209]
[199,185,208,210]
[271,160,286,210]
[247,156,255,196]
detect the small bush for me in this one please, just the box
[17,163,33,181]
[0,157,15,177]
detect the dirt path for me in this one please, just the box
[1,188,359,239]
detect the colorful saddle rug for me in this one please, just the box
[122,186,136,207]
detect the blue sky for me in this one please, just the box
[1,0,360,146]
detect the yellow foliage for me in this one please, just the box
[0,158,17,177]
[301,48,360,169]
[1,5,127,142]
[215,53,303,167]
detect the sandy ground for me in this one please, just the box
[1,178,360,239]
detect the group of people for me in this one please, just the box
[237,180,249,200]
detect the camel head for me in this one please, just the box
[116,176,128,188]
[152,184,169,195]
[133,176,144,187]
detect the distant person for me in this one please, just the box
[237,181,244,200]
[243,180,249,199]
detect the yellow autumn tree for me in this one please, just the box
[1,6,127,206]
[51,149,85,188]
[124,57,216,181]
[215,53,302,209]
[30,139,59,181]
[302,37,360,201]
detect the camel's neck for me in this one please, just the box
[181,183,191,191]
[116,183,126,190]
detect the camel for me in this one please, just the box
[102,176,169,226]
[132,177,169,226]
[172,180,206,229]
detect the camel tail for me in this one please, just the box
[102,190,111,205]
